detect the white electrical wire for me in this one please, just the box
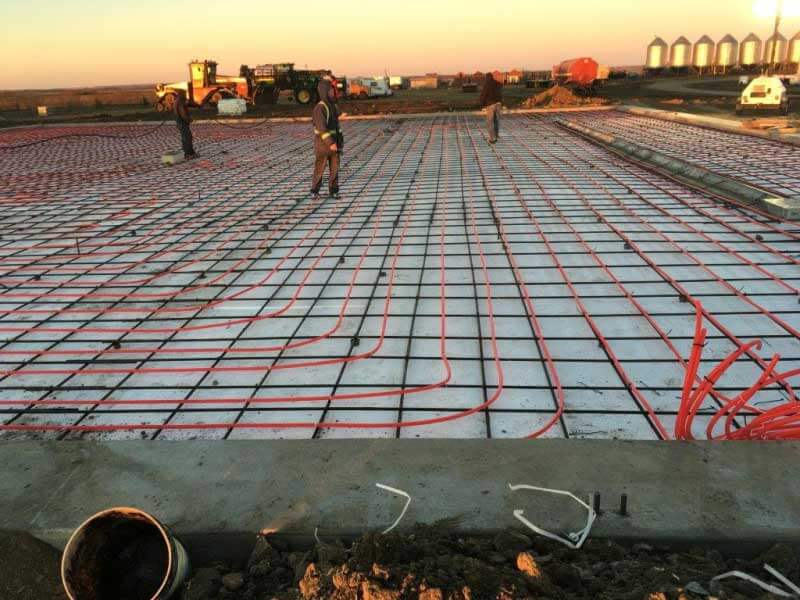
[508,484,597,550]
[711,566,797,598]
[764,564,800,596]
[376,483,412,534]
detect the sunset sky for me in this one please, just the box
[2,0,800,90]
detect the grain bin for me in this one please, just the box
[715,34,739,72]
[739,33,763,69]
[646,37,668,71]
[693,35,715,73]
[670,36,692,69]
[790,31,800,68]
[764,32,788,66]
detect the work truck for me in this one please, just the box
[155,60,338,111]
[736,75,791,115]
[347,77,393,99]
[242,63,330,105]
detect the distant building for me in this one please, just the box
[389,76,410,90]
[507,69,524,84]
[491,70,504,83]
[409,74,439,89]
[529,70,553,82]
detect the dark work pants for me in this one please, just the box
[311,148,340,194]
[176,119,195,157]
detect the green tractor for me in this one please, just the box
[240,63,329,106]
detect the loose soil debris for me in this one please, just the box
[8,525,800,600]
[522,86,609,109]
[742,117,799,131]
[0,531,67,600]
[182,525,800,599]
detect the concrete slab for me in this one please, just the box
[557,118,798,220]
[569,109,800,195]
[0,115,797,441]
[3,440,800,556]
[617,105,800,148]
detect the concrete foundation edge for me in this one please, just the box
[2,440,799,558]
[557,119,800,221]
[617,105,800,147]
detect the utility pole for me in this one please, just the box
[769,0,784,74]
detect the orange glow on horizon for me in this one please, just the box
[2,0,800,89]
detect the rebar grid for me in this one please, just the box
[0,115,797,440]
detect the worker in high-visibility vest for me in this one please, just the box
[311,78,342,198]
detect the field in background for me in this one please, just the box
[0,85,155,112]
[2,77,799,128]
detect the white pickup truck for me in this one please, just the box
[736,75,790,115]
[348,77,394,98]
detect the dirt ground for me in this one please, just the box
[599,77,800,120]
[183,526,800,600]
[3,526,799,600]
[0,86,533,128]
[0,531,67,600]
[4,77,800,129]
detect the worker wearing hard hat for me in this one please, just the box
[174,90,197,160]
[479,73,503,144]
[311,78,342,198]
[323,71,341,101]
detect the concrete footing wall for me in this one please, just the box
[558,119,800,220]
[617,105,800,147]
[2,440,799,557]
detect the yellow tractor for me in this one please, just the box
[155,60,249,112]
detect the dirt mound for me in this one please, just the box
[522,85,608,109]
[182,526,800,599]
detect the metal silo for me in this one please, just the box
[670,36,692,69]
[646,37,668,70]
[693,35,715,73]
[764,32,787,66]
[739,33,762,69]
[790,31,800,67]
[715,34,738,73]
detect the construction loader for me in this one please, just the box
[155,60,247,112]
[155,60,335,112]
